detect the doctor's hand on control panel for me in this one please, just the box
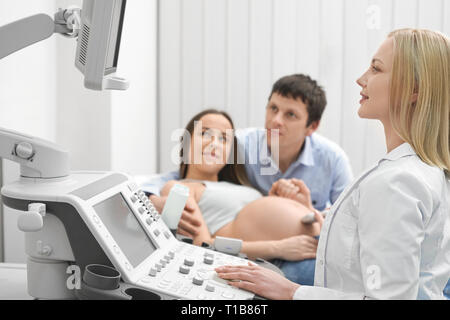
[215,263,300,300]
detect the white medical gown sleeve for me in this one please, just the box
[356,170,433,299]
[293,169,435,300]
[330,151,354,205]
[293,286,364,300]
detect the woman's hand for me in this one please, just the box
[215,263,300,300]
[149,195,202,237]
[149,194,167,214]
[176,197,203,238]
[313,208,325,229]
[274,235,318,261]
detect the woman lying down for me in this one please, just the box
[161,109,323,262]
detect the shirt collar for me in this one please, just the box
[381,143,416,162]
[296,135,315,167]
[259,133,315,167]
[259,133,272,165]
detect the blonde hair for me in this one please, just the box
[389,28,450,176]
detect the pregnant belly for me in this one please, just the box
[215,196,320,241]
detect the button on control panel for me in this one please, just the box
[124,188,175,251]
[136,241,255,300]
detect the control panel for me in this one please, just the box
[85,179,255,300]
[137,241,255,300]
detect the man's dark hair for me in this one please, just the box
[269,74,327,127]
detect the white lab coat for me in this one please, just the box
[294,143,450,300]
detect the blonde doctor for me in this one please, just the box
[215,28,450,300]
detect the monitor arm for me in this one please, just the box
[0,127,69,179]
[0,8,79,178]
[0,7,81,60]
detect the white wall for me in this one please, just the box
[55,0,158,176]
[0,0,158,263]
[158,0,450,176]
[0,0,58,263]
[55,0,113,172]
[111,0,158,176]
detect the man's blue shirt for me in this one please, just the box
[235,128,353,210]
[142,128,353,211]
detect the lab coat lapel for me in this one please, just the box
[315,161,381,287]
[316,143,418,288]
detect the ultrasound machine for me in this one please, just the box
[0,0,281,300]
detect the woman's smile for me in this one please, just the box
[360,92,369,104]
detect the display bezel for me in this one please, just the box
[77,183,167,283]
[93,193,156,268]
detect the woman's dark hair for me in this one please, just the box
[179,109,250,186]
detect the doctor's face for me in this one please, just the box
[356,37,394,122]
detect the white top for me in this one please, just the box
[294,143,450,300]
[197,181,262,235]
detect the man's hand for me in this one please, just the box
[216,263,300,300]
[149,195,202,237]
[269,178,314,210]
[269,179,298,198]
[289,179,314,210]
[273,235,318,261]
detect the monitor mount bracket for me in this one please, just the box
[0,6,81,60]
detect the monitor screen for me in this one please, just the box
[94,193,156,268]
[105,0,126,74]
[75,0,129,90]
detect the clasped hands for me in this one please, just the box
[268,178,315,211]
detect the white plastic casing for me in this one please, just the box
[2,172,255,300]
[75,0,129,91]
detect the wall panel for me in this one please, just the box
[158,0,448,175]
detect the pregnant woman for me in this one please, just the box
[161,109,322,262]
